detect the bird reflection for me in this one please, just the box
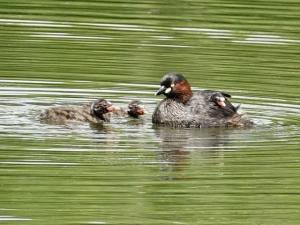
[153,126,234,174]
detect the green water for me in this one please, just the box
[0,0,300,224]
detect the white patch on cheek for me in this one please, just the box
[165,87,172,94]
[171,83,175,88]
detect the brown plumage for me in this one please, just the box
[153,72,253,128]
[110,100,145,118]
[127,100,145,118]
[39,98,117,124]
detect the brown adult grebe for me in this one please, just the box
[152,72,253,128]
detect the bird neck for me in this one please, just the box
[175,80,193,104]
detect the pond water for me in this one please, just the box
[0,0,300,224]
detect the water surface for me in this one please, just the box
[0,0,300,224]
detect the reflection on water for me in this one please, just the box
[1,66,300,225]
[154,127,232,175]
[1,0,300,224]
[2,18,300,46]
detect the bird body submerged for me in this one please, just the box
[39,105,105,124]
[39,99,116,124]
[152,73,253,128]
[39,99,145,124]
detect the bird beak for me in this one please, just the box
[107,105,120,112]
[217,100,226,108]
[155,85,166,96]
[137,105,145,115]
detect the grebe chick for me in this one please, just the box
[39,98,119,124]
[127,100,145,118]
